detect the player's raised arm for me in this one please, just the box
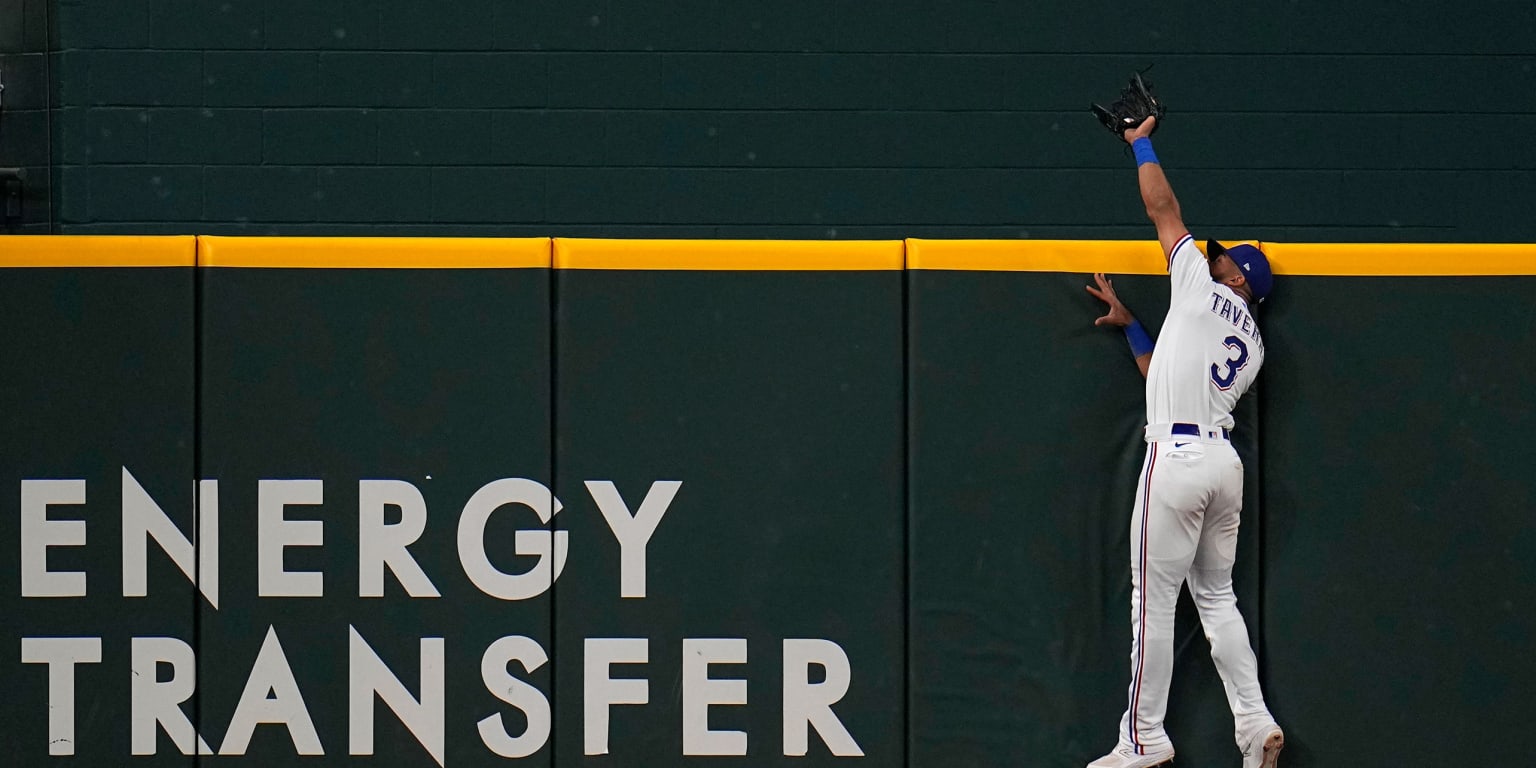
[1123,118,1189,257]
[1086,272,1152,378]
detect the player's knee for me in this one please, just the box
[1187,571,1234,604]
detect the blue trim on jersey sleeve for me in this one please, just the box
[1168,233,1194,270]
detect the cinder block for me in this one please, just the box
[52,0,149,49]
[204,51,319,107]
[429,166,543,222]
[507,0,838,52]
[203,165,319,222]
[492,0,607,51]
[86,50,202,106]
[377,109,491,165]
[488,110,605,165]
[57,165,88,223]
[149,0,264,49]
[885,55,1016,111]
[263,109,377,164]
[601,111,721,167]
[147,108,263,164]
[86,165,203,221]
[658,53,784,110]
[318,52,432,107]
[545,167,661,223]
[711,111,963,169]
[376,0,495,50]
[547,53,660,108]
[829,0,948,52]
[430,53,545,108]
[648,168,736,223]
[80,107,150,164]
[315,166,432,222]
[264,0,382,49]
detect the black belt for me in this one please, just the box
[1172,423,1230,440]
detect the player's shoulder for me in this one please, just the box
[1167,232,1208,293]
[1169,232,1197,257]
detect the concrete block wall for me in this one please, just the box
[0,0,52,232]
[6,0,1536,239]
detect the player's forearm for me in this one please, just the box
[1124,318,1154,379]
[1137,160,1181,224]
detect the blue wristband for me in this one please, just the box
[1124,320,1155,357]
[1132,137,1159,167]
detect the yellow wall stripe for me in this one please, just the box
[0,235,196,267]
[910,239,1536,276]
[6,236,1536,275]
[198,236,551,268]
[1263,242,1536,276]
[554,238,905,270]
[907,238,1172,274]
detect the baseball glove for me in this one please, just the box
[1091,71,1166,137]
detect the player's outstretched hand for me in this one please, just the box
[1124,116,1156,144]
[1086,272,1134,327]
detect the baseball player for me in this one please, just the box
[1082,116,1284,768]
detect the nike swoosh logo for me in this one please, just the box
[1174,442,1191,448]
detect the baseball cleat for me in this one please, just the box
[1086,744,1175,768]
[1241,723,1283,768]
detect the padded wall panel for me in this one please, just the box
[1259,270,1536,768]
[0,236,197,765]
[550,239,906,767]
[907,240,1263,768]
[195,237,553,766]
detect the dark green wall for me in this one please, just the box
[553,268,905,766]
[5,243,1535,766]
[907,270,1264,768]
[9,0,1536,239]
[0,265,196,764]
[0,0,52,232]
[196,266,554,767]
[1258,276,1536,767]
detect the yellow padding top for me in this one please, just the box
[555,238,905,270]
[0,235,196,267]
[1263,242,1536,276]
[910,239,1536,276]
[907,239,1174,274]
[199,236,550,268]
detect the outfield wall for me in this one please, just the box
[2,236,1532,768]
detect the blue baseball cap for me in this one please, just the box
[1207,240,1273,303]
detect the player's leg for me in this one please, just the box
[1112,443,1205,759]
[1185,447,1279,759]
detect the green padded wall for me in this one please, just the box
[1258,275,1536,767]
[550,240,906,766]
[4,235,1535,768]
[0,238,196,764]
[194,239,552,766]
[907,265,1262,768]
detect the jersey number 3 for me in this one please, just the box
[1210,335,1249,390]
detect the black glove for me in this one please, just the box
[1091,71,1166,137]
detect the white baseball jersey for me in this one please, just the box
[1144,234,1265,430]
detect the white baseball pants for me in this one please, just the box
[1115,436,1273,755]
